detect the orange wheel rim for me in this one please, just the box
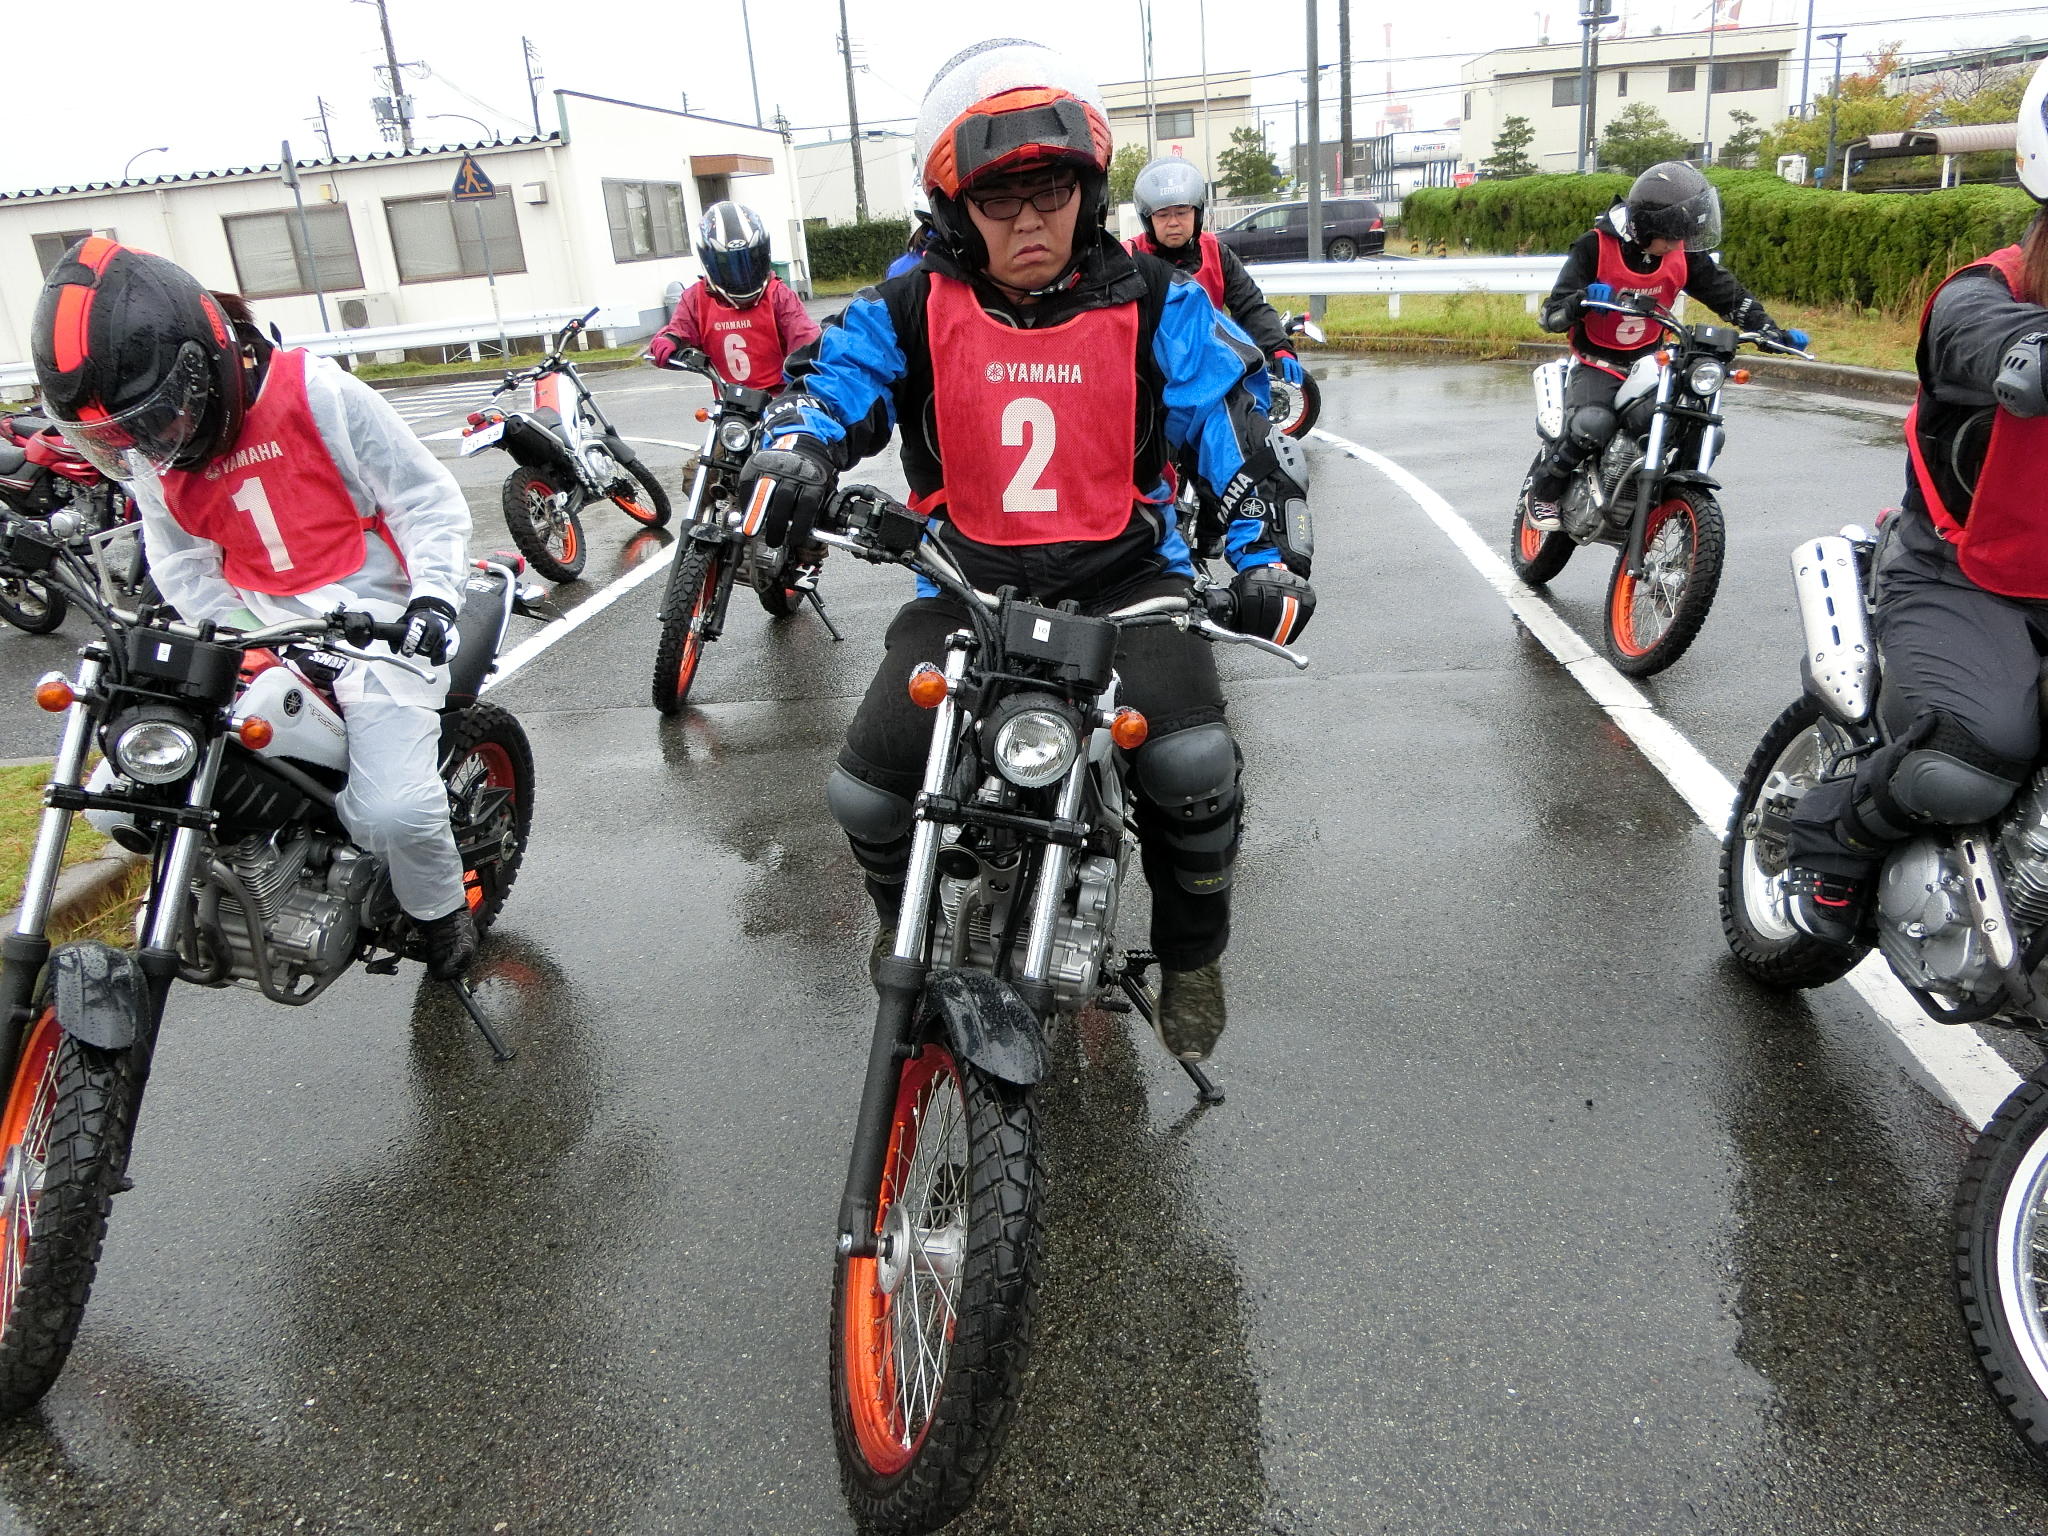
[612,493,658,525]
[1519,517,1545,562]
[675,560,718,697]
[1610,499,1691,657]
[842,1045,963,1475]
[455,743,518,907]
[0,1010,61,1334]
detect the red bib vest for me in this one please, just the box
[922,274,1141,547]
[691,280,786,389]
[1579,228,1687,363]
[1905,245,2048,598]
[1127,230,1226,308]
[158,349,390,597]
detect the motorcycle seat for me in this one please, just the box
[0,443,27,478]
[4,415,51,440]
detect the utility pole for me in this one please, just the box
[1306,0,1324,320]
[1338,0,1352,194]
[1199,0,1213,192]
[1576,0,1616,172]
[307,98,335,160]
[364,0,414,153]
[523,37,544,136]
[1798,0,1815,116]
[1819,31,1847,187]
[1141,0,1158,150]
[279,141,331,332]
[739,0,763,126]
[838,0,868,221]
[1702,0,1719,162]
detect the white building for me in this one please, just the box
[0,89,809,382]
[1101,72,1258,187]
[794,131,919,225]
[1462,25,1797,172]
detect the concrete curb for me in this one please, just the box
[1,851,146,940]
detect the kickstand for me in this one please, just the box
[806,586,845,642]
[1116,963,1225,1105]
[442,976,516,1062]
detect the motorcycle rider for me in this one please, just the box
[1525,161,1789,532]
[30,240,480,980]
[1780,61,2048,945]
[648,201,820,388]
[1125,155,1304,555]
[739,38,1316,1061]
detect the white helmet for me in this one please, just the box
[2019,58,2048,202]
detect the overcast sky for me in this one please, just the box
[8,0,2041,193]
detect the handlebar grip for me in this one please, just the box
[1786,328,1810,349]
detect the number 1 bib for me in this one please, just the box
[158,349,389,597]
[924,274,1140,546]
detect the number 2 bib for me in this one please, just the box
[924,274,1140,547]
[157,349,390,597]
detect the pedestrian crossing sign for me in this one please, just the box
[451,154,496,201]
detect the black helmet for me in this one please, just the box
[31,238,248,479]
[1624,161,1722,251]
[696,202,773,305]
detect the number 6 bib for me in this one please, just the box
[925,274,1140,546]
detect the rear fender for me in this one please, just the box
[918,968,1047,1087]
[50,942,150,1051]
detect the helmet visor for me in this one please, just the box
[52,343,213,480]
[703,244,771,305]
[1631,184,1722,251]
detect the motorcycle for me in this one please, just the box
[0,514,541,1416]
[646,347,839,714]
[0,411,152,633]
[1267,311,1325,440]
[1509,293,1812,676]
[1718,523,2048,1469]
[460,307,672,584]
[812,485,1307,1533]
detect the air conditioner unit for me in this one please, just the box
[337,292,398,330]
[520,181,548,204]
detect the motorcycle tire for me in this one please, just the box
[829,1040,1043,1533]
[0,573,67,636]
[1508,465,1573,586]
[1954,1070,2048,1469]
[755,582,805,618]
[1716,693,1865,989]
[608,457,673,531]
[651,542,722,715]
[0,1004,149,1416]
[1269,370,1321,439]
[439,703,535,933]
[500,467,588,585]
[1603,486,1724,677]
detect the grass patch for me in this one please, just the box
[353,343,644,382]
[1269,290,1919,374]
[811,275,876,297]
[0,761,146,944]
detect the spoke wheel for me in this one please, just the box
[439,704,534,933]
[651,543,722,715]
[830,1042,1042,1532]
[608,458,673,530]
[1268,371,1321,439]
[1955,1073,2048,1468]
[1716,694,1865,988]
[1603,487,1724,676]
[0,1002,148,1416]
[500,467,587,584]
[1508,462,1573,586]
[0,573,67,635]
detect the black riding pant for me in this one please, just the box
[1530,364,1624,503]
[838,581,1237,971]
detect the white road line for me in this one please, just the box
[1312,425,2024,1130]
[481,540,677,693]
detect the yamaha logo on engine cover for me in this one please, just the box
[282,689,304,718]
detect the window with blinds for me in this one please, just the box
[223,207,364,298]
[603,179,689,263]
[386,194,526,282]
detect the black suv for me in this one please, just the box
[1213,198,1386,262]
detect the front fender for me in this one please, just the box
[919,968,1047,1087]
[50,942,150,1051]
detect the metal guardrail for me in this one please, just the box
[1243,256,1560,297]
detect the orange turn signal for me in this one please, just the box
[694,407,710,422]
[238,716,275,750]
[1655,350,1671,367]
[906,663,948,709]
[33,673,73,713]
[1110,707,1149,750]
[1730,368,1752,384]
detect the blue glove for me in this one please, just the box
[1585,282,1614,304]
[1272,351,1305,385]
[1786,328,1809,349]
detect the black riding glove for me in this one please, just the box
[398,595,459,664]
[737,432,838,546]
[1229,565,1315,644]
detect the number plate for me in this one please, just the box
[459,421,506,455]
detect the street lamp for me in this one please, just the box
[426,113,501,145]
[121,146,168,182]
[1576,0,1618,175]
[1817,32,1847,189]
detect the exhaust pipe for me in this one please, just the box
[1790,535,1875,724]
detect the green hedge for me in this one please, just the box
[1404,171,2038,311]
[805,219,912,283]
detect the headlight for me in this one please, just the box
[992,708,1079,789]
[719,418,754,454]
[112,719,199,784]
[1686,358,1727,396]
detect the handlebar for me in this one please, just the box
[1580,296,1816,360]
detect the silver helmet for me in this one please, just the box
[1133,156,1207,221]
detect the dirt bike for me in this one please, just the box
[1718,521,2048,1470]
[0,411,153,633]
[646,348,839,714]
[460,306,671,583]
[812,485,1307,1533]
[1266,311,1325,439]
[1510,294,1812,676]
[0,513,542,1416]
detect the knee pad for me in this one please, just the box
[1133,723,1241,895]
[826,767,914,878]
[1864,710,2027,833]
[1564,404,1618,457]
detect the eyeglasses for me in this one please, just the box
[965,179,1079,221]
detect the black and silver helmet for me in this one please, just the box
[1623,161,1722,251]
[696,201,773,306]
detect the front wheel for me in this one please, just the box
[651,542,723,714]
[1603,486,1724,676]
[1269,371,1321,439]
[439,703,535,932]
[500,466,588,584]
[608,457,672,530]
[0,573,67,635]
[1716,693,1865,989]
[830,1042,1043,1533]
[0,1005,148,1416]
[1955,1074,2048,1467]
[1325,236,1358,261]
[1508,462,1574,585]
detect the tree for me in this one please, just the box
[1216,125,1284,199]
[1719,109,1763,167]
[1757,46,1928,185]
[1483,115,1537,178]
[1108,144,1149,207]
[1596,103,1692,175]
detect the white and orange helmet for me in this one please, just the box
[2019,58,2048,202]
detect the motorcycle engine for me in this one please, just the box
[1875,836,1995,1001]
[180,829,383,1002]
[1996,769,2048,931]
[929,830,1128,1013]
[1597,433,1642,516]
[579,440,620,488]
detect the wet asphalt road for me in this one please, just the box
[5,360,2048,1532]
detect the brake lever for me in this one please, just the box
[1190,616,1311,669]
